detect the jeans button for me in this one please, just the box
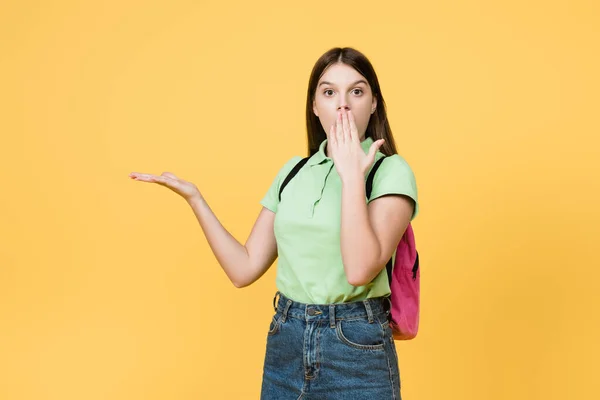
[307,308,316,316]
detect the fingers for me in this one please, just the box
[336,109,359,144]
[330,109,362,151]
[336,110,344,144]
[341,109,353,143]
[347,109,359,142]
[341,109,348,142]
[129,172,174,185]
[129,172,154,181]
[329,122,337,146]
[129,171,198,200]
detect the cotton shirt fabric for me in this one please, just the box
[260,136,418,304]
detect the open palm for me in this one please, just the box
[129,171,201,201]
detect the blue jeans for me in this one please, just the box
[260,291,401,400]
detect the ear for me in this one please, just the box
[371,96,378,114]
[313,100,319,117]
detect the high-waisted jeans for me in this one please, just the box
[260,291,401,399]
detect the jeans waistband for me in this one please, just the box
[272,291,391,326]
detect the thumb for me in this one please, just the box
[368,139,385,159]
[161,172,179,180]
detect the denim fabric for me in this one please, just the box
[260,291,401,400]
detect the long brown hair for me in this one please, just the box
[305,47,398,156]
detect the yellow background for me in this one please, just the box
[1,0,599,399]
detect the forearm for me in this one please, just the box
[340,174,382,286]
[187,195,251,287]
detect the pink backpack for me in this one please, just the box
[386,224,420,340]
[366,157,420,341]
[279,155,421,340]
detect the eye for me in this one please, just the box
[352,88,363,95]
[323,89,334,96]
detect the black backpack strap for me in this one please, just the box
[386,258,394,285]
[366,156,387,200]
[278,157,309,202]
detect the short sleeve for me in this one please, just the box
[368,154,419,220]
[260,156,304,213]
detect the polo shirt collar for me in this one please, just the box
[308,136,375,166]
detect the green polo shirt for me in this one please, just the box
[260,136,419,304]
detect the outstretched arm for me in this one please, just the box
[129,171,278,288]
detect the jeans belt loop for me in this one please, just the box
[363,299,374,323]
[329,304,336,328]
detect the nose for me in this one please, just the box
[337,95,350,111]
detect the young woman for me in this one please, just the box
[129,47,418,400]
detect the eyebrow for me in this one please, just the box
[317,79,368,88]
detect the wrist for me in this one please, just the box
[187,193,205,207]
[340,170,364,186]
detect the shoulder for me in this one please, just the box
[369,153,419,218]
[267,155,306,191]
[375,153,416,183]
[275,155,305,180]
[283,155,306,170]
[260,155,305,212]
